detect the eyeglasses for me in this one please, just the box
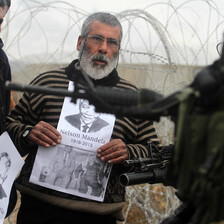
[86,35,119,49]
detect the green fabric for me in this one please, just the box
[173,87,224,224]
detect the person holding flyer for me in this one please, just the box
[6,12,161,224]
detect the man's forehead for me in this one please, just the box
[89,20,120,39]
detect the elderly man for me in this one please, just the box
[6,12,160,224]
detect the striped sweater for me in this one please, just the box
[5,59,159,221]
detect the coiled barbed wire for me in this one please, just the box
[2,0,223,67]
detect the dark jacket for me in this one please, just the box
[0,38,16,218]
[0,38,11,132]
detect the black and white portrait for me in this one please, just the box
[31,84,115,201]
[65,99,109,133]
[0,152,11,200]
[0,132,24,220]
[56,83,116,150]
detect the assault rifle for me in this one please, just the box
[119,143,174,187]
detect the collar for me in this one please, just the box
[65,59,120,87]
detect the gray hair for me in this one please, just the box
[81,12,123,43]
[0,0,10,14]
[0,0,7,8]
[5,0,10,8]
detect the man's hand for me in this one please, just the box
[26,121,62,148]
[97,139,128,164]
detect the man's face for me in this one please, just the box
[54,161,64,171]
[0,7,4,33]
[0,5,8,33]
[41,166,51,176]
[89,154,96,165]
[80,100,99,124]
[0,156,8,182]
[77,21,121,79]
[64,145,72,153]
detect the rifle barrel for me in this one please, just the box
[119,171,155,186]
[5,81,74,97]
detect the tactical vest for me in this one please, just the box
[173,87,224,224]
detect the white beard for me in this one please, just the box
[79,47,119,80]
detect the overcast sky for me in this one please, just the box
[2,0,224,66]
